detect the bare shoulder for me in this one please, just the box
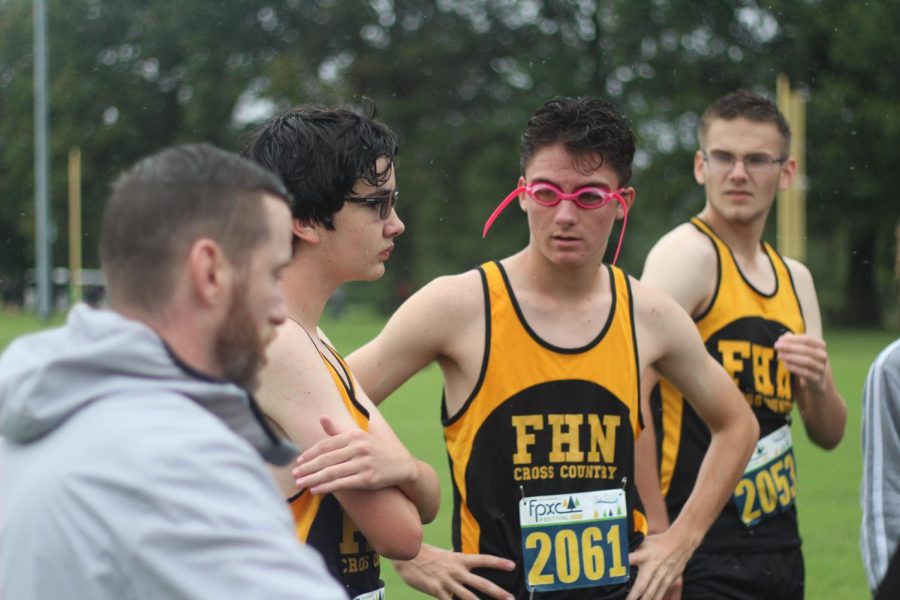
[783,256,814,291]
[392,268,485,327]
[262,321,322,383]
[417,269,483,311]
[643,222,717,277]
[256,323,353,445]
[629,275,702,371]
[782,256,823,335]
[641,223,717,315]
[350,268,486,404]
[629,276,689,329]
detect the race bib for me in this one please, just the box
[732,425,798,527]
[519,489,630,592]
[352,586,385,600]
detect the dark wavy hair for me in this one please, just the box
[241,103,398,231]
[520,96,635,186]
[698,90,791,154]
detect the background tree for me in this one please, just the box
[0,0,897,323]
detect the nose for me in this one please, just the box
[386,207,405,237]
[728,158,750,180]
[553,198,579,224]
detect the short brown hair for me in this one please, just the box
[698,90,792,154]
[99,143,290,313]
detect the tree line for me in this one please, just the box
[1,0,897,324]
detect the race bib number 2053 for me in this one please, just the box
[732,425,798,527]
[519,489,630,592]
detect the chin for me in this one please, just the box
[354,265,386,282]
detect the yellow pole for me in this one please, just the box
[791,91,807,263]
[68,147,82,305]
[776,75,807,261]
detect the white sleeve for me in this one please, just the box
[128,429,348,600]
[861,339,900,593]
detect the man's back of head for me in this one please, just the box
[100,143,290,316]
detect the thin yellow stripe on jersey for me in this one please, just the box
[292,492,322,542]
[632,508,649,536]
[658,378,683,497]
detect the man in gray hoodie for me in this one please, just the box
[0,144,346,599]
[862,337,900,597]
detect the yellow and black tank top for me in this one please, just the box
[442,260,646,599]
[288,341,382,598]
[651,217,805,553]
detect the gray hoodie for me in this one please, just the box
[0,304,346,599]
[862,338,900,594]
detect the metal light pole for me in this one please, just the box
[33,0,51,318]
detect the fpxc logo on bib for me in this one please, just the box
[526,496,582,522]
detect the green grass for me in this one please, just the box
[2,308,897,599]
[0,310,64,348]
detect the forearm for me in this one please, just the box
[797,367,847,450]
[668,415,757,550]
[398,459,441,524]
[338,486,423,560]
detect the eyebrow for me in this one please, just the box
[707,148,775,157]
[356,186,395,197]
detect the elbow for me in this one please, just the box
[807,406,848,451]
[810,426,845,451]
[419,501,439,525]
[815,437,841,452]
[740,410,760,459]
[370,524,423,560]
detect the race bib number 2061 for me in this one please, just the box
[519,489,630,592]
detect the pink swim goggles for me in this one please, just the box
[481,182,629,265]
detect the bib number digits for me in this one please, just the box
[520,490,629,592]
[732,426,797,527]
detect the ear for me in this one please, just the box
[617,187,636,219]
[693,150,707,185]
[778,156,797,192]
[187,238,232,308]
[292,217,321,244]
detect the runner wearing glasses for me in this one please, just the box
[242,105,440,600]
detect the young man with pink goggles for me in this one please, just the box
[341,96,757,600]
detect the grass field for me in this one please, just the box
[2,307,897,599]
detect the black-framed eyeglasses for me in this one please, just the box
[344,189,399,220]
[702,150,787,177]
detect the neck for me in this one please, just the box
[127,305,222,379]
[281,254,340,330]
[514,247,607,297]
[699,207,768,260]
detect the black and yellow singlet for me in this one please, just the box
[288,340,382,599]
[652,217,805,553]
[442,260,646,598]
